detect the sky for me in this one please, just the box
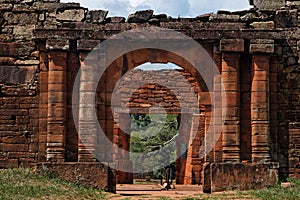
[136,62,182,70]
[61,0,251,17]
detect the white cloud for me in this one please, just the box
[61,0,251,17]
[189,0,251,17]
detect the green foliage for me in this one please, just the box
[130,114,179,177]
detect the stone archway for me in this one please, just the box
[96,48,214,184]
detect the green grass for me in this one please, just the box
[182,178,300,200]
[248,178,300,200]
[0,168,106,200]
[1,168,299,200]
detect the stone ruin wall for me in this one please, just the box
[116,69,203,111]
[0,0,299,189]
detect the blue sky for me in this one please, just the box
[61,0,251,17]
[136,62,182,70]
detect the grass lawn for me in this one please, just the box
[0,168,106,200]
[0,168,299,199]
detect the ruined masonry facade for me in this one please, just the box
[0,0,299,193]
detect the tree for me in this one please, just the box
[130,113,178,178]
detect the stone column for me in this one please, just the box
[78,52,98,162]
[47,51,67,162]
[37,41,48,162]
[221,52,241,162]
[220,39,244,163]
[251,55,270,162]
[114,113,133,184]
[212,43,223,163]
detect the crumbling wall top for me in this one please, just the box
[250,0,300,9]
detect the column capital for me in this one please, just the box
[250,39,274,55]
[220,39,244,53]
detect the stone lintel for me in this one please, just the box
[250,39,275,54]
[220,39,244,52]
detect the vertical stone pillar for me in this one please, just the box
[269,57,279,161]
[66,40,80,162]
[78,52,98,162]
[184,113,205,184]
[251,55,270,162]
[38,41,48,162]
[114,113,133,184]
[213,43,223,163]
[176,114,191,184]
[47,51,67,162]
[221,52,241,162]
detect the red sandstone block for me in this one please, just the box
[48,92,66,103]
[19,97,38,104]
[221,39,244,52]
[0,109,28,116]
[8,152,29,159]
[252,71,268,81]
[252,56,269,71]
[252,133,269,142]
[2,97,19,104]
[1,136,28,144]
[48,72,66,84]
[39,72,48,91]
[49,52,67,69]
[39,62,48,72]
[47,134,64,143]
[224,92,240,106]
[0,144,29,152]
[222,60,239,73]
[251,108,268,120]
[0,125,20,131]
[19,103,38,109]
[221,71,238,82]
[223,124,240,133]
[223,106,239,119]
[251,102,268,109]
[0,159,19,168]
[39,135,47,143]
[252,125,269,136]
[222,135,239,147]
[269,72,277,82]
[251,92,268,103]
[19,157,36,166]
[0,119,16,124]
[252,81,268,91]
[47,125,65,135]
[39,92,48,105]
[223,82,239,91]
[29,109,39,119]
[39,118,48,134]
[214,141,223,150]
[48,83,66,92]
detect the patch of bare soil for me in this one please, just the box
[106,184,258,200]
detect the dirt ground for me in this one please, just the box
[106,184,257,200]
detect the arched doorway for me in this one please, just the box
[95,48,214,184]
